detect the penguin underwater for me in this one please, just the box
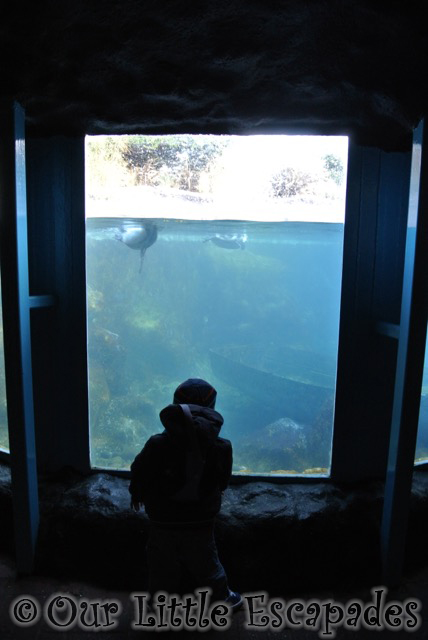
[116,222,158,273]
[204,233,247,250]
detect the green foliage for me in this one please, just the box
[323,153,344,185]
[120,135,229,192]
[86,136,131,189]
[269,167,316,199]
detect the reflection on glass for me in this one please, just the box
[415,332,428,463]
[85,134,348,475]
[0,281,9,452]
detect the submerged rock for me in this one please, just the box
[236,416,310,473]
[262,417,307,449]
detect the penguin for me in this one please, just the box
[116,222,158,273]
[204,233,247,250]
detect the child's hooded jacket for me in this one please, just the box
[129,402,232,524]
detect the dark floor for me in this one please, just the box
[0,552,427,639]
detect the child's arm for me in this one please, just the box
[129,441,152,510]
[219,440,233,491]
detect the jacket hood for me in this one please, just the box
[159,403,224,447]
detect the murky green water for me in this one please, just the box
[86,217,344,475]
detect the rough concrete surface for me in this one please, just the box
[1,2,427,149]
[1,463,428,593]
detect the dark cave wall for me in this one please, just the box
[1,2,427,149]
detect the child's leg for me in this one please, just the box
[178,525,229,601]
[146,526,181,597]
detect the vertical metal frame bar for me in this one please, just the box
[26,137,88,473]
[0,103,39,572]
[381,120,428,585]
[331,143,411,482]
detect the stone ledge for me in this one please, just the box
[1,463,428,592]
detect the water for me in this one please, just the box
[415,333,428,464]
[2,213,426,471]
[86,217,344,475]
[0,285,8,453]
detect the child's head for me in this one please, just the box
[173,378,217,408]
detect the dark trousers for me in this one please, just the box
[146,522,229,601]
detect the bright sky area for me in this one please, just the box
[86,135,349,223]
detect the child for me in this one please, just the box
[129,378,242,610]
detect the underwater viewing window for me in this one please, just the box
[85,134,348,476]
[415,330,428,464]
[0,280,9,453]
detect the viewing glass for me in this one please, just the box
[0,280,9,452]
[85,134,348,475]
[415,330,428,464]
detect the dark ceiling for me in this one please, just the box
[1,1,427,150]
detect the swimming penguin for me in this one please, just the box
[204,233,247,250]
[116,222,158,273]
